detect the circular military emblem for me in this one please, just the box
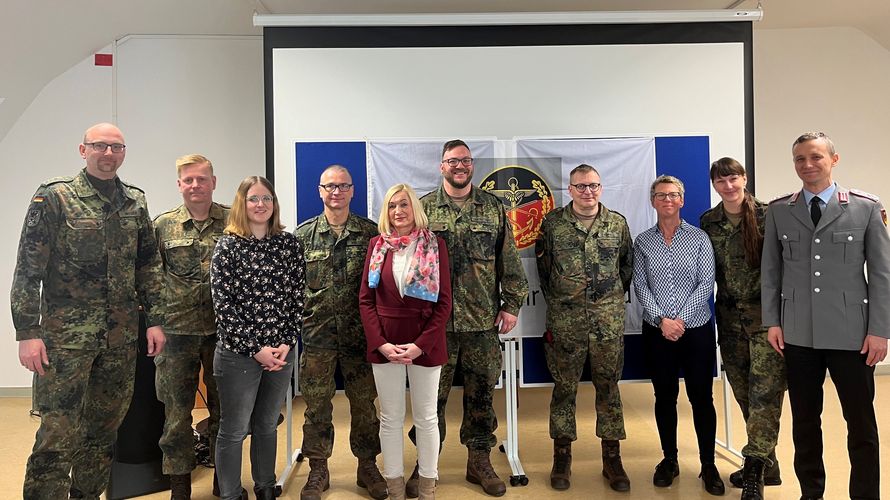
[480,165,554,250]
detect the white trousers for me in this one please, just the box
[372,362,442,479]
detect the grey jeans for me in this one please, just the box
[213,346,294,499]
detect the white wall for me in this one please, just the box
[0,37,263,389]
[754,27,890,367]
[3,26,890,388]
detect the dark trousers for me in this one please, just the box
[784,343,879,500]
[214,346,294,500]
[642,320,717,464]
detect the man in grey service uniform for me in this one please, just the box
[761,132,889,500]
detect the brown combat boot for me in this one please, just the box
[301,459,330,500]
[170,473,191,500]
[405,463,420,498]
[602,439,631,492]
[357,457,389,500]
[466,449,506,497]
[550,439,572,490]
[417,476,437,500]
[386,476,406,500]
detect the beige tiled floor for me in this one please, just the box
[2,375,888,499]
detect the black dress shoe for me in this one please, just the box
[699,463,725,495]
[653,458,680,487]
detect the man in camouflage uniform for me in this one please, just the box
[153,154,229,499]
[406,139,528,497]
[12,122,166,500]
[534,164,633,492]
[293,165,386,500]
[700,190,785,497]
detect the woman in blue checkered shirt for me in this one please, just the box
[632,174,724,496]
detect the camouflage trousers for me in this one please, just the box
[409,329,502,451]
[299,346,381,460]
[24,343,136,500]
[544,332,626,441]
[720,328,786,463]
[155,333,219,475]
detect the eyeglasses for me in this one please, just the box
[84,142,126,153]
[441,157,474,167]
[319,183,353,193]
[247,195,274,205]
[653,192,682,201]
[570,182,602,193]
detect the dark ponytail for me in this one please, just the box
[709,157,763,268]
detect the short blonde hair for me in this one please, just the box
[650,174,685,199]
[377,184,429,235]
[225,176,285,238]
[176,154,213,176]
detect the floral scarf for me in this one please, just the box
[367,227,440,302]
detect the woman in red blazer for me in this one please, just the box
[359,183,451,500]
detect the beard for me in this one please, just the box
[444,169,473,190]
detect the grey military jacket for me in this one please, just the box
[761,185,890,350]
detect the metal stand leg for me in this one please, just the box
[277,361,304,492]
[715,362,744,463]
[498,338,528,486]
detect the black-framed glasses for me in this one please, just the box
[570,182,601,193]
[247,195,274,205]
[84,142,126,153]
[653,192,682,201]
[319,183,353,193]
[442,157,474,167]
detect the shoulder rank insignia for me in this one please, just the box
[769,192,795,204]
[850,188,880,202]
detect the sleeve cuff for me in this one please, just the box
[16,328,42,341]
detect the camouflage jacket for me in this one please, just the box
[294,212,377,354]
[700,198,767,335]
[153,202,229,336]
[11,168,164,349]
[421,185,528,333]
[535,203,633,338]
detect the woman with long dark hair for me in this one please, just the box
[700,158,785,500]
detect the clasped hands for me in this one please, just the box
[660,317,685,342]
[378,342,422,364]
[254,344,291,371]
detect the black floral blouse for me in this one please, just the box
[210,232,305,357]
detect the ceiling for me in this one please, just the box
[2,0,888,142]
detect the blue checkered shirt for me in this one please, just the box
[633,220,715,328]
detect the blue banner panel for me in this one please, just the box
[295,141,368,224]
[654,136,711,228]
[521,335,650,384]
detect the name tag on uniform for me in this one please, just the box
[429,222,448,232]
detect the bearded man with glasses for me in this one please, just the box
[403,139,528,497]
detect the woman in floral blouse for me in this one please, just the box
[210,176,305,500]
[359,183,451,500]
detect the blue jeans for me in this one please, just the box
[213,346,294,500]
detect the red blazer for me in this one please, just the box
[359,235,451,366]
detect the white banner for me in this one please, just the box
[367,137,656,336]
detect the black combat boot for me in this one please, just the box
[602,440,630,492]
[740,457,765,500]
[169,473,191,500]
[550,439,572,490]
